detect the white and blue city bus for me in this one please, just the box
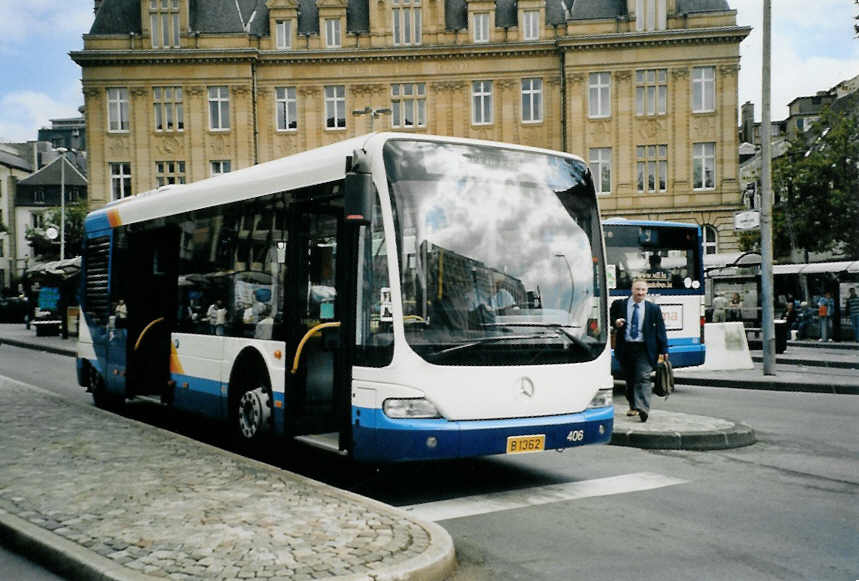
[77,133,613,462]
[603,218,706,374]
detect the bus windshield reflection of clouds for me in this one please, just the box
[384,141,606,365]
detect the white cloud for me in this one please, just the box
[0,90,82,142]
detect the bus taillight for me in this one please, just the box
[700,315,706,343]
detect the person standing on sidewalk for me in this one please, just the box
[847,287,859,342]
[817,291,835,342]
[610,279,669,423]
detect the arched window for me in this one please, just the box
[703,225,718,256]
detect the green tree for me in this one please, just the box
[771,106,859,258]
[25,200,90,260]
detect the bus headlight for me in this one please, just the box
[587,389,613,409]
[383,398,441,419]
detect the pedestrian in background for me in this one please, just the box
[847,287,859,342]
[817,291,835,342]
[610,279,669,423]
[712,293,728,322]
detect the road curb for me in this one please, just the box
[750,356,858,370]
[0,338,76,358]
[611,421,756,450]
[673,374,859,395]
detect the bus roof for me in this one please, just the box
[602,218,701,230]
[85,133,587,234]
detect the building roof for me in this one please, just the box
[569,0,626,21]
[90,0,141,34]
[0,149,32,172]
[676,0,730,13]
[18,156,87,187]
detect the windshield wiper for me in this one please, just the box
[482,322,591,353]
[426,333,558,360]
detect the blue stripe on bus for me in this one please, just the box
[350,405,614,462]
[170,374,225,419]
[85,212,112,235]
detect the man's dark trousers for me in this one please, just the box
[610,298,668,415]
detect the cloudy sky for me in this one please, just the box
[0,0,857,142]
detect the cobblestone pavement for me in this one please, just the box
[0,378,454,580]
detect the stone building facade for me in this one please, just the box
[72,0,749,252]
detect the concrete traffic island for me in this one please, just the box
[610,408,757,450]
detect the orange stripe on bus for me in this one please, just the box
[107,208,122,228]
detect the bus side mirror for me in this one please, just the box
[344,150,373,225]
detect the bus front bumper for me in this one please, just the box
[351,405,614,463]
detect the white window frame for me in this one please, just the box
[275,20,292,49]
[107,88,129,133]
[703,225,718,256]
[473,13,489,43]
[155,160,186,187]
[391,83,426,128]
[210,160,231,176]
[692,66,716,113]
[393,0,422,46]
[153,86,183,132]
[635,69,667,116]
[324,85,346,130]
[693,142,716,190]
[149,0,180,48]
[325,19,341,48]
[521,78,542,123]
[588,72,611,119]
[275,86,298,131]
[110,162,132,200]
[636,144,668,193]
[208,86,230,131]
[522,10,539,41]
[472,80,493,125]
[589,147,612,195]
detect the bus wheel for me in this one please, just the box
[235,387,271,441]
[89,366,118,409]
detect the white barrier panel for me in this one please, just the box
[695,322,754,371]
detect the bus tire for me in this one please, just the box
[229,352,273,443]
[88,364,121,410]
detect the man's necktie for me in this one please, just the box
[630,303,640,339]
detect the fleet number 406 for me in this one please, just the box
[566,430,585,442]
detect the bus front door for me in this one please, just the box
[286,204,352,446]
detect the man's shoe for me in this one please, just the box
[639,410,648,423]
[626,409,639,416]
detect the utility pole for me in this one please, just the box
[760,0,776,375]
[59,148,67,261]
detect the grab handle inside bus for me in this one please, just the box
[290,321,341,375]
[134,317,166,352]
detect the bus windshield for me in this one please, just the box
[604,224,701,292]
[384,139,606,366]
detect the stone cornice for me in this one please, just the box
[557,26,751,51]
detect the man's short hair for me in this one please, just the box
[631,278,649,288]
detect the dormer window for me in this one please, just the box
[276,20,292,49]
[522,10,539,41]
[635,0,666,32]
[473,13,489,43]
[150,0,180,48]
[393,0,422,46]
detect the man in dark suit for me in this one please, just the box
[610,279,669,422]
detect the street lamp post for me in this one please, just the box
[56,147,70,261]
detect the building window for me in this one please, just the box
[589,148,612,194]
[275,87,298,131]
[324,85,346,129]
[34,190,45,204]
[521,78,542,123]
[391,83,426,128]
[155,161,186,187]
[703,225,718,255]
[110,162,132,200]
[635,69,667,116]
[693,142,716,190]
[393,0,422,46]
[149,0,180,48]
[636,145,667,193]
[522,10,539,41]
[32,213,45,229]
[325,19,341,48]
[210,160,231,176]
[588,72,611,118]
[473,13,489,43]
[153,87,183,132]
[275,20,292,49]
[0,240,4,258]
[208,86,230,131]
[107,88,129,132]
[635,0,666,31]
[692,66,715,113]
[472,80,493,125]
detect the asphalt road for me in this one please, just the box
[0,343,857,580]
